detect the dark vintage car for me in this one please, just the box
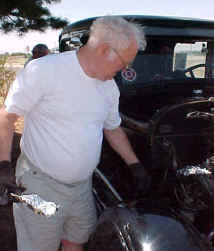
[59,16,214,250]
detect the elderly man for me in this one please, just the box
[0,16,149,251]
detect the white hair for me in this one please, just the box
[88,16,147,51]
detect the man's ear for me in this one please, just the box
[97,43,111,57]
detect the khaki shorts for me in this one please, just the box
[13,153,97,251]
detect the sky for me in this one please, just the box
[1,0,214,53]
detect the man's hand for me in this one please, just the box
[128,162,151,198]
[0,161,24,205]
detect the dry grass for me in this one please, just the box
[0,55,16,103]
[0,55,26,133]
[5,56,27,72]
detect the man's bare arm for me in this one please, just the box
[103,126,139,165]
[0,106,19,161]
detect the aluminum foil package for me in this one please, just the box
[176,165,211,177]
[10,193,60,217]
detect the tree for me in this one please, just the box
[0,0,68,34]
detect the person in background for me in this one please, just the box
[24,43,49,67]
[0,16,150,251]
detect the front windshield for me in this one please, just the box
[117,39,214,86]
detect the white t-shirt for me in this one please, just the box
[5,51,121,183]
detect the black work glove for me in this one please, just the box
[0,161,24,205]
[128,162,151,198]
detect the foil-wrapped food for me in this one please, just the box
[176,165,211,176]
[10,193,60,217]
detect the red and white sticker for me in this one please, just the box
[121,68,136,82]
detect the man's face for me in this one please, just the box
[96,40,138,81]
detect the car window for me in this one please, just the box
[116,39,214,88]
[116,40,175,86]
[174,42,206,78]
